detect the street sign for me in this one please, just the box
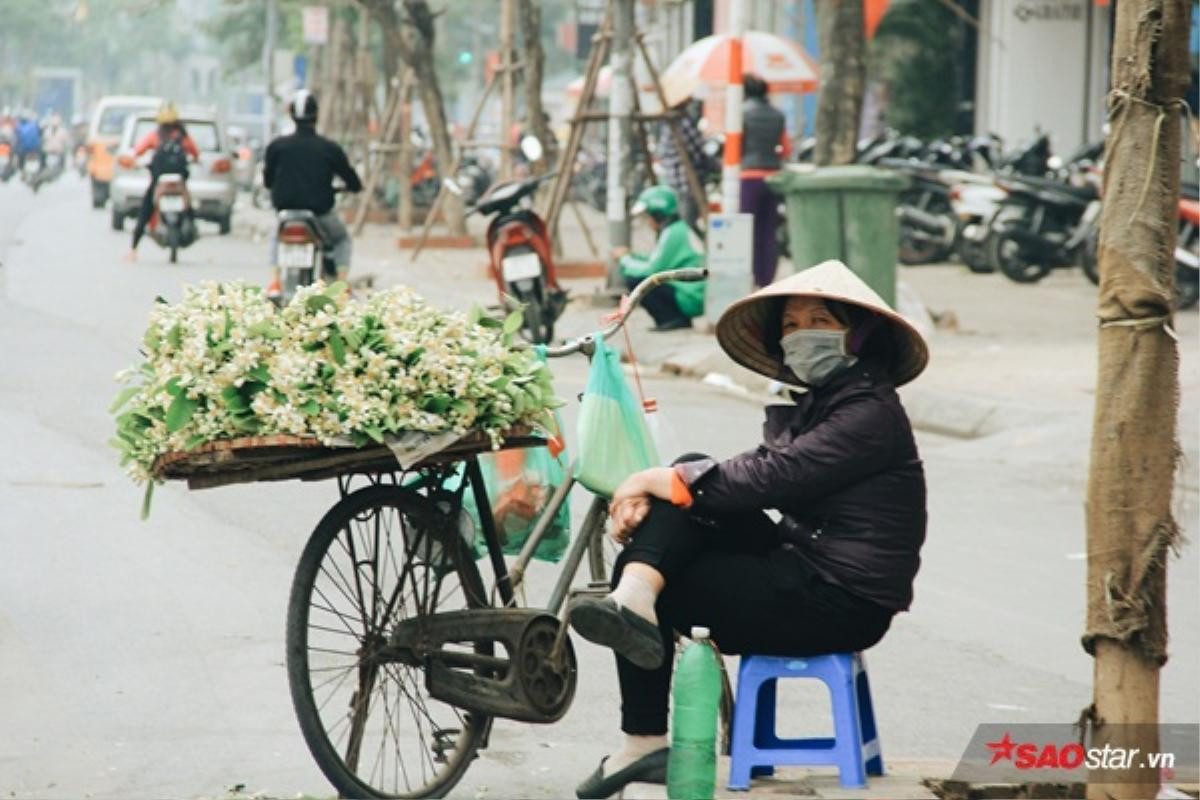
[704,213,755,325]
[302,6,329,45]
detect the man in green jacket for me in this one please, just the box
[615,185,706,332]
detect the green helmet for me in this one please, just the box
[631,185,678,219]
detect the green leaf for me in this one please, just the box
[221,386,249,411]
[223,309,233,339]
[109,386,140,414]
[326,281,348,298]
[352,431,370,448]
[143,327,161,352]
[299,399,320,416]
[405,347,425,366]
[166,323,183,349]
[140,481,155,521]
[467,305,482,326]
[165,377,183,397]
[503,310,523,335]
[248,321,283,339]
[107,437,129,453]
[423,394,452,414]
[477,315,502,329]
[364,425,385,444]
[183,434,207,451]
[165,393,198,433]
[343,328,362,351]
[328,330,346,365]
[248,365,271,383]
[306,294,335,313]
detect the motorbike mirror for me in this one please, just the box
[444,176,464,196]
[519,135,544,163]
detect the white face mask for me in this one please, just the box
[780,329,857,387]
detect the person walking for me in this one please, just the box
[739,74,788,288]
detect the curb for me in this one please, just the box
[652,340,1052,441]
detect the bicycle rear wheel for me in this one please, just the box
[286,483,491,799]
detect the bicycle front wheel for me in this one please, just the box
[286,483,492,799]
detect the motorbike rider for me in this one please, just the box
[14,111,44,173]
[42,114,70,168]
[125,102,200,261]
[263,90,362,282]
[614,185,706,332]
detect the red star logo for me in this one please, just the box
[986,732,1017,764]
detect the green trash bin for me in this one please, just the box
[767,165,910,306]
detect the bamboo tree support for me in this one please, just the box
[407,73,498,260]
[353,70,412,235]
[634,31,709,225]
[542,7,613,237]
[499,0,516,180]
[542,1,709,241]
[568,198,601,258]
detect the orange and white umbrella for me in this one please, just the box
[660,30,819,105]
[566,66,613,99]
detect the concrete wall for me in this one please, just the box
[975,0,1110,156]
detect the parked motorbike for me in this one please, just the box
[951,134,1056,273]
[454,155,493,207]
[880,157,963,264]
[148,173,198,264]
[449,137,568,345]
[987,160,1101,284]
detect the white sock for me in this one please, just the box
[608,572,659,627]
[604,733,669,777]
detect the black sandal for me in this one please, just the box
[575,747,669,799]
[568,596,665,670]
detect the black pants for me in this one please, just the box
[612,457,895,735]
[624,275,687,328]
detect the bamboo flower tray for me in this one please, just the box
[151,428,545,491]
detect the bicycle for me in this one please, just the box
[284,266,720,798]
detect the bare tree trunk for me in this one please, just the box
[1083,2,1189,799]
[358,0,466,235]
[813,0,864,166]
[518,0,556,174]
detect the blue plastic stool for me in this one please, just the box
[727,652,883,790]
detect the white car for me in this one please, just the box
[110,110,236,235]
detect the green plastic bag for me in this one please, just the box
[426,347,571,563]
[575,333,660,497]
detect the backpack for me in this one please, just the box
[151,133,189,176]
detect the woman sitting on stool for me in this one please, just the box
[568,260,930,799]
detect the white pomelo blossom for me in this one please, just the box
[112,281,562,512]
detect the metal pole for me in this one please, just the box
[606,0,635,294]
[500,0,516,179]
[719,0,746,215]
[263,0,278,141]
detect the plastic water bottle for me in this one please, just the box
[667,627,721,800]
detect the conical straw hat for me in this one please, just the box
[715,259,929,387]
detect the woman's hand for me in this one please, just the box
[611,245,630,260]
[607,467,680,544]
[609,496,651,545]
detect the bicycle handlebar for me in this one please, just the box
[531,267,709,358]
